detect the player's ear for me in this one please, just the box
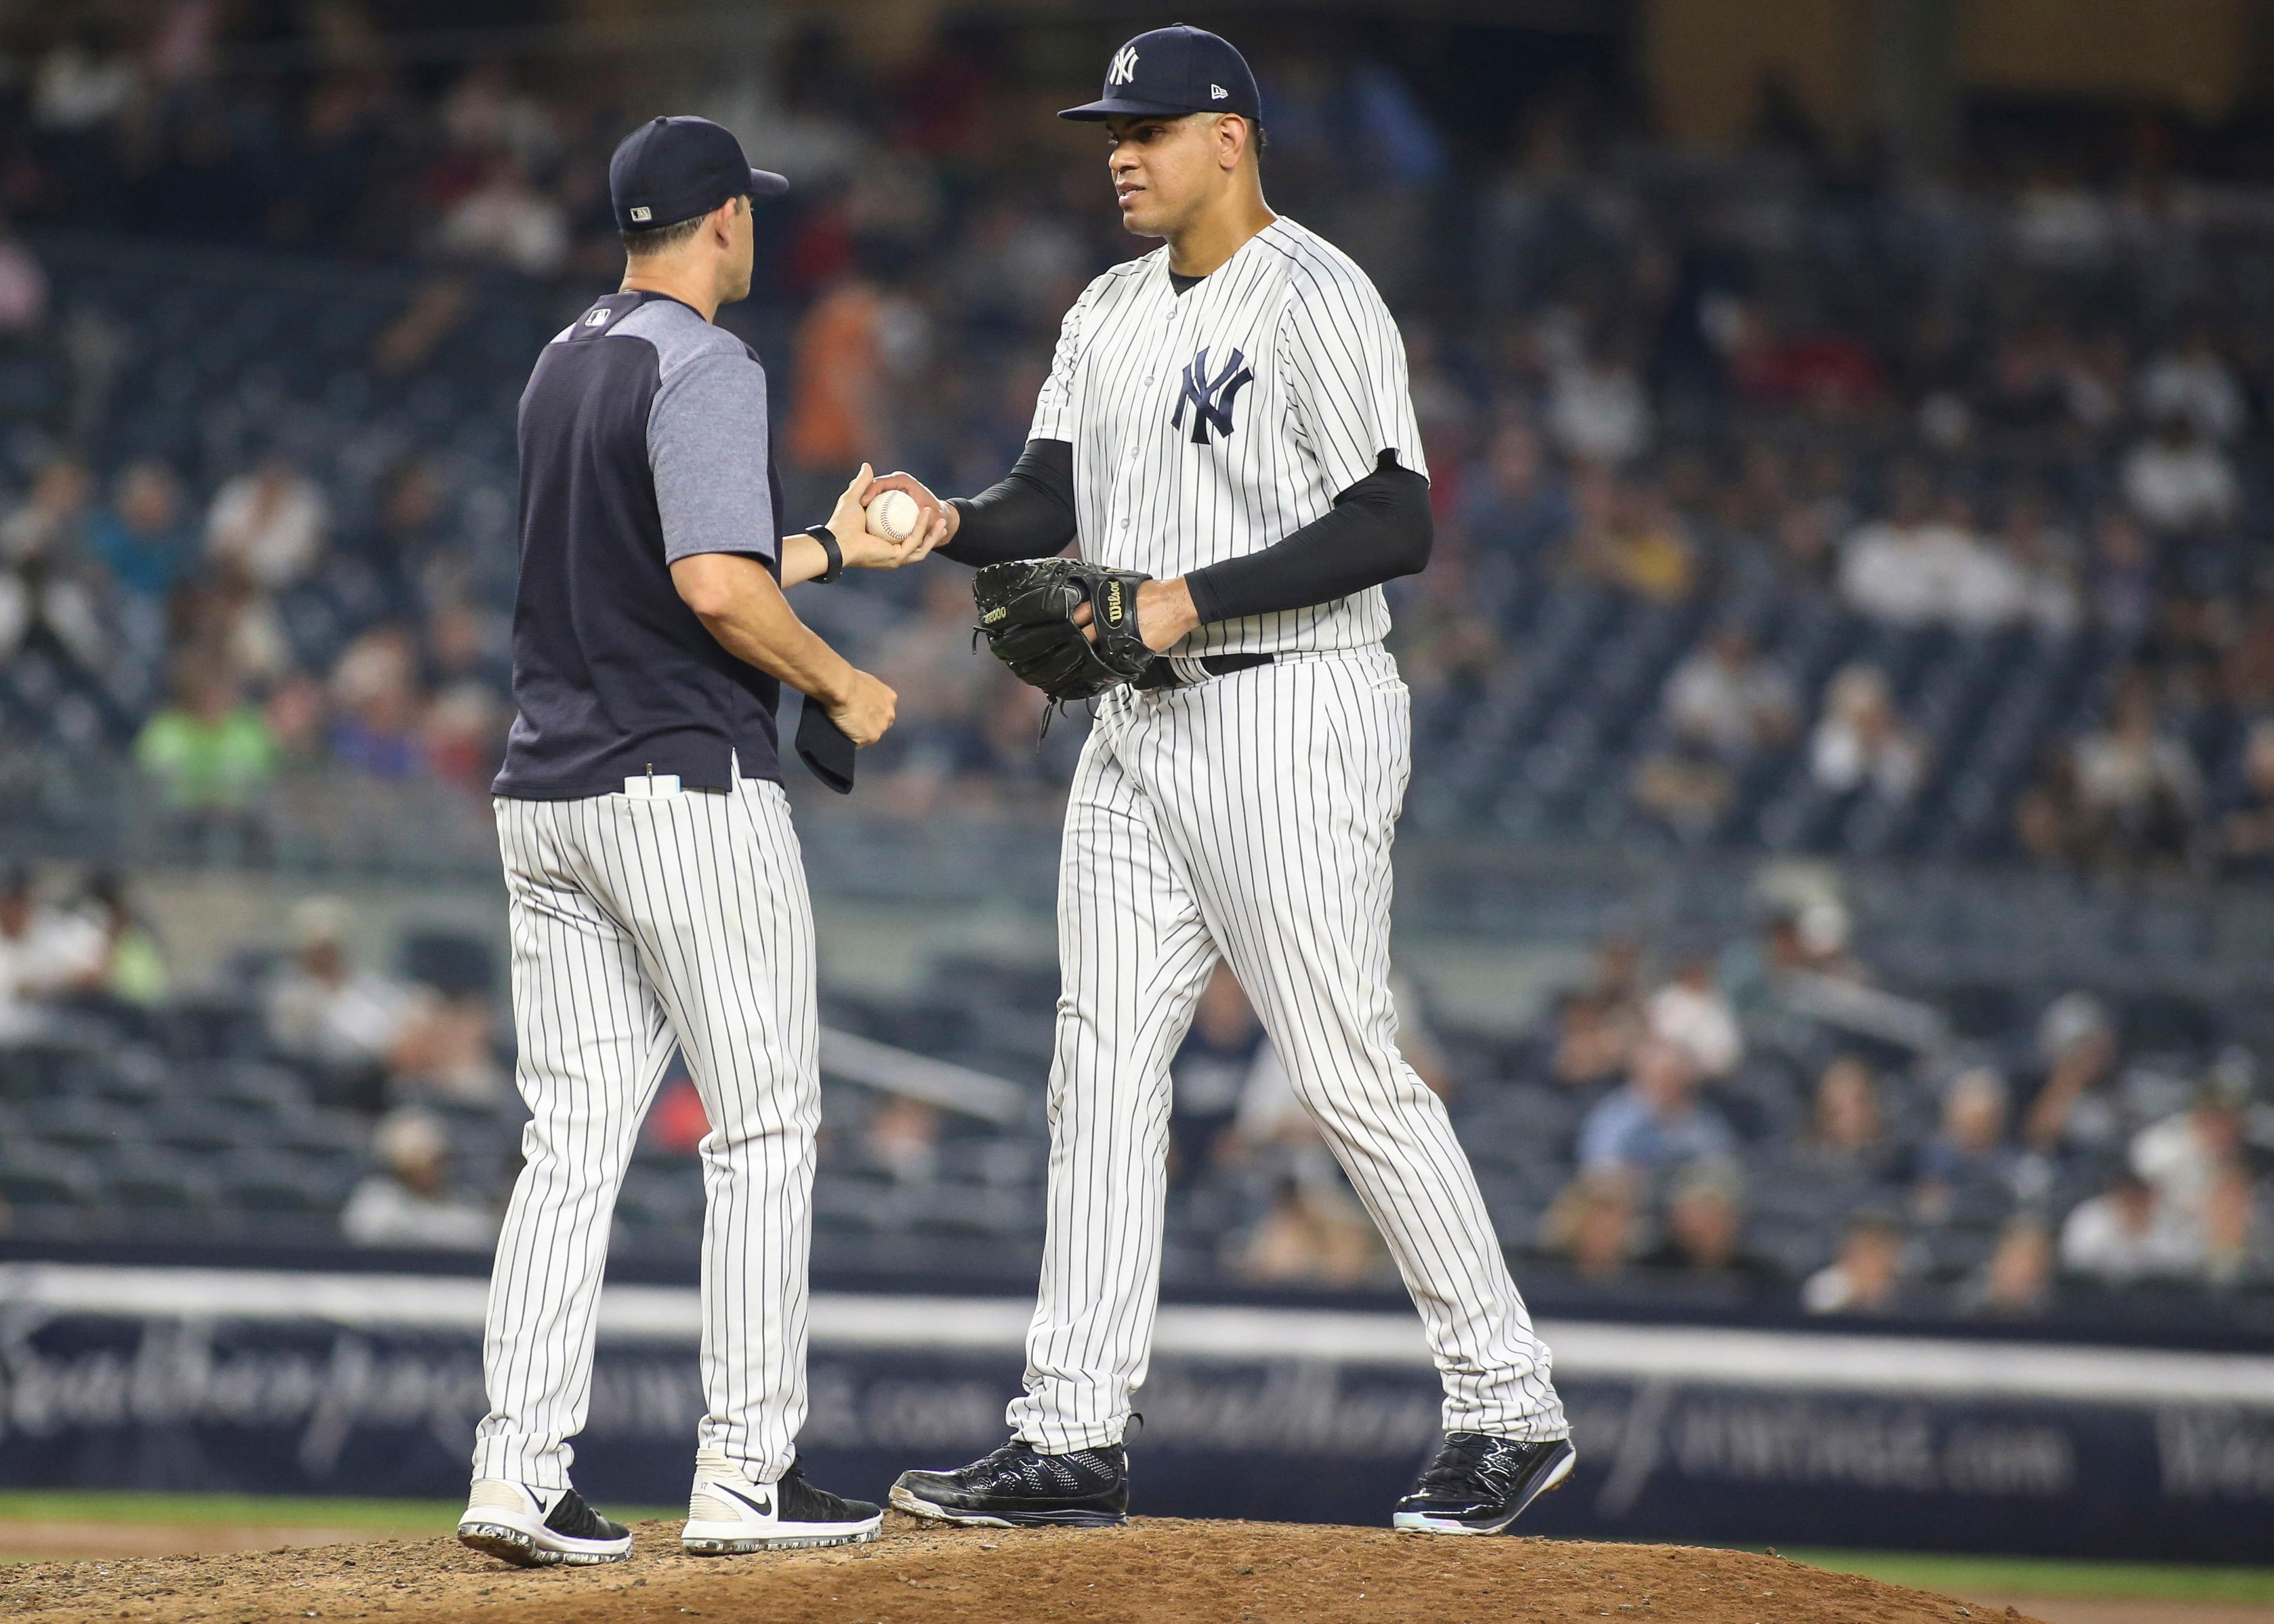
[1218,114,1247,171]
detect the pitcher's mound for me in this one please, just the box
[0,1510,2042,1623]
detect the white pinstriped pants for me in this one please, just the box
[472,775,818,1490]
[1007,647,1567,1451]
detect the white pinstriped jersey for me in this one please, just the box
[1031,216,1427,658]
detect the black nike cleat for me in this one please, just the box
[682,1448,882,1553]
[458,1481,632,1566]
[889,1437,1129,1528]
[1392,1432,1577,1535]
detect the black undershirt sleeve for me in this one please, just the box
[939,439,1077,567]
[1184,451,1433,624]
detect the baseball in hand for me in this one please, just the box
[866,488,920,544]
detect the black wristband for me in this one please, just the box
[803,523,843,584]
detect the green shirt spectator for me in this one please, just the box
[134,667,280,812]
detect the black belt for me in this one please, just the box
[1133,652,1276,691]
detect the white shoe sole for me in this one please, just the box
[683,1510,882,1554]
[457,1510,631,1567]
[1390,1446,1576,1535]
[887,1484,1016,1528]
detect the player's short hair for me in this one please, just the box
[620,194,746,256]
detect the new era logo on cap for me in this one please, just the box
[1059,25,1262,125]
[628,205,651,222]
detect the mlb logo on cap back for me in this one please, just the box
[609,115,791,234]
[1059,24,1262,125]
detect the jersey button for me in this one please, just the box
[1142,375,1155,386]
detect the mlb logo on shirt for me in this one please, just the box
[629,205,652,223]
[584,310,611,326]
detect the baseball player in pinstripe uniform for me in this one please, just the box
[455,116,943,1568]
[874,28,1575,1534]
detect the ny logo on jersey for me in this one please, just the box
[1108,46,1139,86]
[1171,346,1255,445]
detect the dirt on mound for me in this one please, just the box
[0,1512,2041,1624]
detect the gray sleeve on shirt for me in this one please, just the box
[647,348,775,565]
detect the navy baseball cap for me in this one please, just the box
[1059,24,1262,125]
[609,115,788,233]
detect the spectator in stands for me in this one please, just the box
[2019,991,2123,1156]
[1838,464,1972,626]
[436,155,569,278]
[1565,472,1694,603]
[1171,965,1266,1185]
[2213,718,2274,873]
[0,861,107,1038]
[169,555,293,688]
[1638,1160,1766,1281]
[1233,1175,1381,1287]
[0,217,48,334]
[133,657,280,829]
[864,1097,942,1184]
[328,626,426,778]
[2058,1169,2199,1284]
[2069,677,2201,866]
[1389,537,1505,710]
[78,869,168,1005]
[2087,511,2156,639]
[384,986,505,1108]
[1541,990,1633,1092]
[1578,1036,1737,1175]
[1913,1066,2028,1227]
[1460,422,1570,561]
[205,455,328,590]
[2122,414,2239,534]
[1547,340,1652,465]
[2131,1059,2254,1231]
[1801,1209,1909,1314]
[784,277,888,476]
[1809,664,1926,803]
[1796,1054,1904,1185]
[0,459,111,670]
[1542,1165,1641,1281]
[341,1107,496,1250]
[1660,626,1798,763]
[1645,952,1743,1079]
[86,459,195,603]
[1990,485,2083,637]
[1633,626,1797,835]
[2137,327,2246,444]
[644,1069,709,1157]
[265,895,420,1082]
[1956,1214,2056,1318]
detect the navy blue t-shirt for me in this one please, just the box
[494,290,785,799]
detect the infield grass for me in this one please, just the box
[1785,1548,2274,1605]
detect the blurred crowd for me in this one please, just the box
[2,837,2269,1321]
[0,10,2270,1314]
[0,8,2267,869]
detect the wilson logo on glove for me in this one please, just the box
[972,558,1155,705]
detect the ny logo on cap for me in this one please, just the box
[1171,346,1255,446]
[1109,46,1139,86]
[629,205,651,222]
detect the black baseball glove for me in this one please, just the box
[972,558,1156,702]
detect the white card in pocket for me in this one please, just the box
[624,773,682,797]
